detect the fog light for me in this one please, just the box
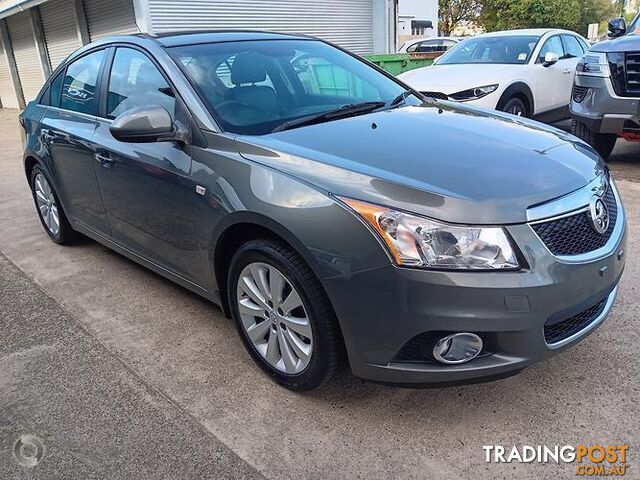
[433,333,483,364]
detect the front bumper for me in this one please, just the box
[570,74,640,135]
[324,184,627,386]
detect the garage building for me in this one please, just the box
[0,0,398,109]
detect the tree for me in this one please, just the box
[439,0,483,36]
[479,0,616,36]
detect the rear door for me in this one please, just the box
[559,34,587,105]
[39,48,110,235]
[92,46,201,282]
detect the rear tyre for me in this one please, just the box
[571,119,617,160]
[499,97,527,117]
[228,238,341,391]
[29,165,77,244]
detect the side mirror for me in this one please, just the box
[110,105,175,143]
[608,17,627,38]
[543,52,559,66]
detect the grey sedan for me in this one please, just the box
[20,31,626,390]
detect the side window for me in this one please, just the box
[49,72,63,108]
[38,85,50,106]
[416,41,439,53]
[442,40,457,50]
[406,42,420,53]
[291,54,378,99]
[538,36,564,62]
[107,47,175,119]
[61,49,105,114]
[562,35,585,58]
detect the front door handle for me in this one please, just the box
[563,68,572,74]
[94,152,113,168]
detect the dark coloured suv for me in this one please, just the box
[20,32,626,390]
[571,11,640,158]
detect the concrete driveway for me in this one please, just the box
[0,109,638,478]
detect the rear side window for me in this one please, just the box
[106,47,175,119]
[38,85,50,105]
[49,72,63,108]
[61,49,105,114]
[37,72,63,106]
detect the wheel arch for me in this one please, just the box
[24,154,41,182]
[210,211,330,319]
[496,82,535,116]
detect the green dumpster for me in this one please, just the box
[365,52,437,76]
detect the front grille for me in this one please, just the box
[572,85,589,103]
[626,52,640,95]
[531,187,617,256]
[544,298,607,344]
[421,91,449,100]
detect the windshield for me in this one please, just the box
[170,39,415,135]
[437,35,540,65]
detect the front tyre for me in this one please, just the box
[499,97,527,117]
[228,238,341,391]
[29,165,77,244]
[571,119,617,160]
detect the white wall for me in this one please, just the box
[397,0,438,38]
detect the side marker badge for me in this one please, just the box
[195,185,206,196]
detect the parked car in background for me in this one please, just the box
[20,31,626,391]
[570,10,640,159]
[398,29,590,120]
[398,36,462,54]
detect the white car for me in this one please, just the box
[398,36,462,54]
[397,29,590,121]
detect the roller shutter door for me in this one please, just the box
[40,0,83,69]
[0,39,19,108]
[6,12,44,104]
[84,0,139,41]
[148,0,374,55]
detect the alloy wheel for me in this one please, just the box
[236,262,313,374]
[507,104,524,116]
[34,173,60,236]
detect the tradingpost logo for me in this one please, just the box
[483,444,629,476]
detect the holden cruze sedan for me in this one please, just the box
[20,31,626,391]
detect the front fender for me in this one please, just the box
[190,137,392,290]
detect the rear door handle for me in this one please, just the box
[41,130,56,142]
[563,68,572,74]
[94,152,113,168]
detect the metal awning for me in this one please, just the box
[0,0,50,20]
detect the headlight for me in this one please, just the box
[577,52,610,77]
[341,198,520,270]
[449,84,499,102]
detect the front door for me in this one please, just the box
[92,47,201,282]
[534,35,568,113]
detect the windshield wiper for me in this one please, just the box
[385,90,416,109]
[272,101,386,133]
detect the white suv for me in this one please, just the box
[398,29,590,121]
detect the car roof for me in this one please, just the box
[61,30,318,65]
[147,30,313,47]
[404,36,462,43]
[479,28,577,38]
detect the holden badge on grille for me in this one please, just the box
[589,195,610,234]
